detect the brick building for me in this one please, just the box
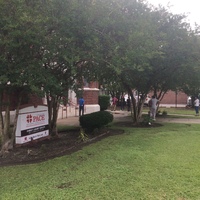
[149,90,188,107]
[81,81,100,114]
[5,83,189,122]
[161,91,187,105]
[58,81,100,118]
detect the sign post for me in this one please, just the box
[15,105,49,144]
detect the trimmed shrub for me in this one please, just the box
[162,110,168,116]
[79,111,113,133]
[98,95,110,111]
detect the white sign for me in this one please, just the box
[15,105,49,144]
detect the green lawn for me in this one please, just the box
[158,107,195,115]
[143,106,196,116]
[1,123,200,199]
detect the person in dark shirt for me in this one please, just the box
[120,95,125,110]
[127,97,131,111]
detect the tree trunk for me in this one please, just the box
[129,90,147,124]
[47,95,53,133]
[0,91,4,138]
[127,89,138,124]
[123,83,148,124]
[0,95,12,155]
[10,94,22,148]
[51,96,60,136]
[3,101,10,142]
[47,95,61,136]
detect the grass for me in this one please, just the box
[1,122,200,199]
[158,107,195,115]
[143,106,197,117]
[57,125,79,132]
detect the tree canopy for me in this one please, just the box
[1,0,200,152]
[86,0,200,122]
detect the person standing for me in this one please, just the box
[112,96,118,111]
[127,96,131,112]
[120,95,125,110]
[79,97,85,116]
[149,95,159,121]
[194,97,199,116]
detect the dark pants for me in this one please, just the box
[121,102,125,110]
[79,105,84,116]
[195,106,199,115]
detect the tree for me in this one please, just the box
[179,34,200,99]
[0,0,47,153]
[88,0,200,123]
[86,0,162,122]
[147,7,200,99]
[40,0,101,136]
[1,0,200,154]
[0,0,101,152]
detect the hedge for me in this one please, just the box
[98,95,110,111]
[79,111,113,133]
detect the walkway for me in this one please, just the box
[57,110,130,127]
[57,110,200,127]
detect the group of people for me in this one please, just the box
[149,95,200,119]
[111,94,159,121]
[111,95,131,112]
[80,94,160,121]
[149,96,200,118]
[79,94,200,120]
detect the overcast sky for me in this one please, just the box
[147,0,200,27]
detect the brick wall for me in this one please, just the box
[80,81,99,105]
[3,92,43,111]
[88,81,99,88]
[160,91,187,104]
[28,94,44,106]
[148,90,188,105]
[83,89,99,104]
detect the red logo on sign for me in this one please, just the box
[26,115,32,123]
[33,114,45,122]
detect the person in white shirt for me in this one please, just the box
[149,95,159,121]
[194,97,199,116]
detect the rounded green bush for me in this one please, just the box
[79,111,113,133]
[98,95,110,111]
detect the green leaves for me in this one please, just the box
[0,0,200,121]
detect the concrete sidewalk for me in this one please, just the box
[57,110,130,127]
[57,110,200,126]
[57,116,80,126]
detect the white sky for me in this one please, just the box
[147,0,200,27]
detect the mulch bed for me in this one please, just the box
[0,127,124,167]
[0,120,162,167]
